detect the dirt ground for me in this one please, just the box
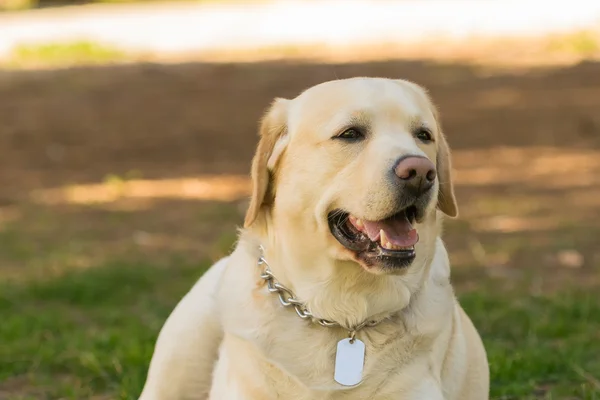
[1,57,599,288]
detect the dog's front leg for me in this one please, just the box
[208,334,273,400]
[209,333,309,400]
[138,259,228,400]
[405,378,446,400]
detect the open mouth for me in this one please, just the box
[328,206,421,269]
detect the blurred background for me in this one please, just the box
[1,1,599,399]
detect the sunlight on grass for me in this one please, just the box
[547,30,600,55]
[30,175,251,205]
[6,41,128,68]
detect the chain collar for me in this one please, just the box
[258,245,385,340]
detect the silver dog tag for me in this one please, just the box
[334,338,365,387]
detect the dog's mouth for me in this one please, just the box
[328,206,421,269]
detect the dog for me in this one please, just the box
[138,77,489,399]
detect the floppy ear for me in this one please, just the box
[433,112,459,218]
[244,98,289,228]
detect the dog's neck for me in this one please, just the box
[242,216,443,330]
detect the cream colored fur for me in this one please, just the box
[139,78,489,400]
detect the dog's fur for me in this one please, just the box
[138,78,489,400]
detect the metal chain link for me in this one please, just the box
[258,246,384,337]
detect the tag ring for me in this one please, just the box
[349,330,357,344]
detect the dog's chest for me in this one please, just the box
[255,315,423,394]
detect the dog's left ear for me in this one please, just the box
[244,98,290,228]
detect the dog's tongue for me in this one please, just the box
[361,214,419,247]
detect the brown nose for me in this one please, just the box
[394,156,436,195]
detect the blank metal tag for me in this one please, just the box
[334,338,365,387]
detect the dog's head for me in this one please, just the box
[244,78,457,274]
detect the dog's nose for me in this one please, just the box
[394,156,436,195]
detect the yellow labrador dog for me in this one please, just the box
[139,77,489,400]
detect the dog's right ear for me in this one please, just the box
[244,98,289,228]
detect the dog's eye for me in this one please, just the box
[415,128,433,143]
[336,128,364,141]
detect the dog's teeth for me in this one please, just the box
[380,230,394,250]
[349,216,364,232]
[379,229,388,245]
[382,243,415,251]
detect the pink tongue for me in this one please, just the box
[361,214,419,247]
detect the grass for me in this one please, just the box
[1,260,598,399]
[4,41,128,68]
[0,262,208,399]
[547,30,600,56]
[462,286,600,399]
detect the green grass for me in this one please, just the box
[463,287,600,399]
[547,30,600,56]
[1,260,598,399]
[5,41,128,68]
[0,262,209,399]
